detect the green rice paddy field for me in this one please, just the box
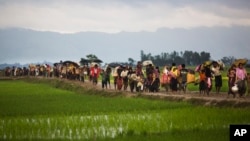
[0,78,250,141]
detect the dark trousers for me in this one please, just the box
[129,80,137,92]
[237,80,246,96]
[170,77,178,91]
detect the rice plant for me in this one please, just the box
[0,79,250,141]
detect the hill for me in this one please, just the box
[0,26,250,64]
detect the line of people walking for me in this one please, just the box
[3,60,249,98]
[97,61,249,98]
[99,62,197,93]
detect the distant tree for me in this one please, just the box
[170,51,179,59]
[153,54,163,66]
[192,52,201,65]
[128,58,135,66]
[80,58,89,65]
[86,54,98,60]
[174,56,185,65]
[140,50,147,61]
[183,51,193,65]
[140,50,211,66]
[221,56,235,66]
[200,51,211,63]
[140,50,152,61]
[80,54,102,66]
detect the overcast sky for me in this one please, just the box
[1,0,250,33]
[0,0,250,64]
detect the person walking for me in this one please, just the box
[106,66,112,89]
[236,63,247,97]
[227,65,236,97]
[170,63,179,92]
[100,69,108,89]
[91,64,100,85]
[212,62,222,94]
[121,66,129,91]
[161,66,170,92]
[204,65,212,95]
[179,64,188,93]
[128,67,137,92]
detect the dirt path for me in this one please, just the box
[79,79,250,107]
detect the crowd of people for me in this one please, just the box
[2,60,250,98]
[89,60,250,98]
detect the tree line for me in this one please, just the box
[79,52,242,68]
[139,50,243,67]
[140,50,212,66]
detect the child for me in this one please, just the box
[199,69,206,94]
[227,65,236,97]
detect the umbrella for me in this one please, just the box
[108,62,122,68]
[62,61,79,67]
[53,62,63,67]
[142,60,153,66]
[80,58,90,65]
[233,59,248,66]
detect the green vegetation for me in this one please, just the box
[0,79,250,140]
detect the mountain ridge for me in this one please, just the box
[0,26,249,64]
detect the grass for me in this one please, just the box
[0,80,187,117]
[0,79,250,140]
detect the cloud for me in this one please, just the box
[0,0,250,33]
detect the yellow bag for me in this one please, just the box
[187,73,195,83]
